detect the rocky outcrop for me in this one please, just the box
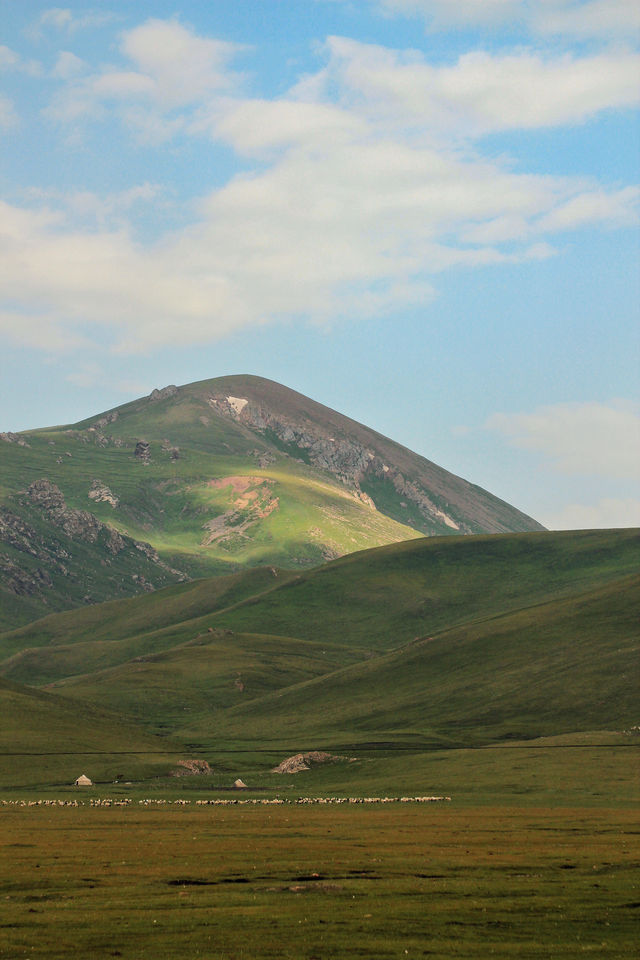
[23,480,186,575]
[27,479,122,550]
[93,411,119,430]
[134,440,151,463]
[250,448,276,468]
[0,506,70,568]
[271,751,338,774]
[150,385,178,402]
[210,395,376,487]
[0,481,189,628]
[0,504,73,601]
[133,539,187,581]
[161,439,180,460]
[0,554,53,597]
[88,480,119,508]
[0,431,30,448]
[171,759,212,777]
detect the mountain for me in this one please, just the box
[0,374,543,630]
[1,529,635,755]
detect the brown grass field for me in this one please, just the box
[1,803,638,959]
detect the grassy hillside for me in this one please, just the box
[40,631,358,735]
[0,374,543,630]
[0,565,293,662]
[0,677,183,788]
[40,572,637,748]
[3,529,633,681]
[211,528,639,651]
[1,529,636,762]
[207,572,639,747]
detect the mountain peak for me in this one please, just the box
[0,374,542,630]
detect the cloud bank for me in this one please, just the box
[1,18,637,354]
[372,0,640,38]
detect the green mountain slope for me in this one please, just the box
[2,530,635,754]
[37,631,359,736]
[2,529,631,684]
[0,565,293,664]
[0,375,542,630]
[211,528,640,650]
[210,572,639,747]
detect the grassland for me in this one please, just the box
[1,800,638,959]
[1,523,637,957]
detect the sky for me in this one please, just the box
[0,0,638,531]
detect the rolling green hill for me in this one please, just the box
[1,529,636,765]
[0,374,543,630]
[209,572,639,747]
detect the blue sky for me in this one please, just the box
[1,0,638,529]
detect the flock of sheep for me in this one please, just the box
[2,795,451,807]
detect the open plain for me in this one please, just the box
[2,734,639,960]
[2,800,638,960]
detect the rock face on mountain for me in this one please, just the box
[0,479,187,627]
[0,432,30,448]
[203,376,543,536]
[27,479,126,552]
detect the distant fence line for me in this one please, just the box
[2,796,451,808]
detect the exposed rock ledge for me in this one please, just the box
[88,480,119,508]
[209,395,465,532]
[171,759,212,777]
[27,479,126,553]
[150,384,178,401]
[271,751,348,774]
[25,479,187,580]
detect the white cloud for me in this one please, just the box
[90,71,156,100]
[487,402,640,479]
[536,187,640,232]
[37,8,73,31]
[369,0,640,38]
[46,26,640,143]
[120,18,240,109]
[377,0,521,27]
[45,18,242,141]
[52,51,87,79]
[64,183,163,228]
[0,128,624,356]
[201,98,368,157]
[463,187,640,243]
[543,497,640,530]
[0,45,20,70]
[4,22,638,354]
[318,38,640,136]
[0,43,41,77]
[31,7,115,36]
[534,0,640,39]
